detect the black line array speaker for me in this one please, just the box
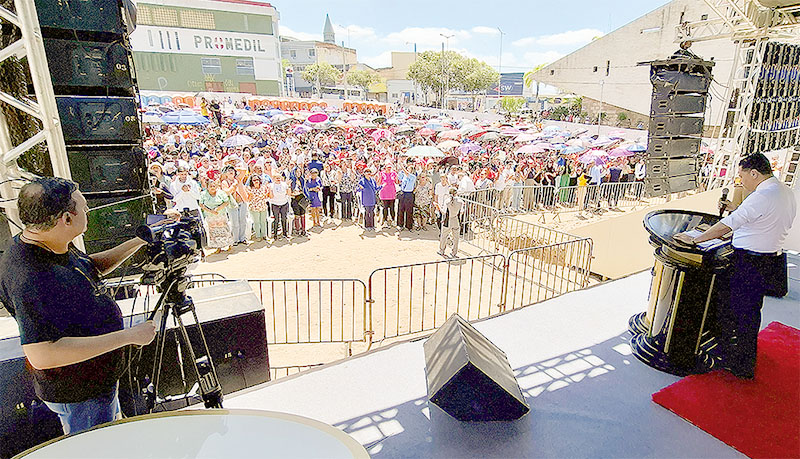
[35,0,150,266]
[0,281,269,458]
[423,314,529,422]
[644,54,714,196]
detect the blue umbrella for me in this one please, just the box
[161,109,209,125]
[564,145,585,155]
[627,143,647,152]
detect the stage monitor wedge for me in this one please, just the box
[424,314,529,422]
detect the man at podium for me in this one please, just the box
[675,153,796,378]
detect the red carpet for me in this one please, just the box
[652,322,800,459]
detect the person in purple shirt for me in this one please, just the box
[359,168,382,231]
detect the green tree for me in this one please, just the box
[499,96,526,116]
[346,69,379,101]
[300,62,341,95]
[461,58,500,109]
[523,63,548,103]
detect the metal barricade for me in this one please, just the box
[504,238,594,311]
[460,197,500,254]
[514,185,558,214]
[367,254,507,341]
[185,276,370,346]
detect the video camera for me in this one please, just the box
[135,210,206,286]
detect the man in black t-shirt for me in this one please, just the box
[0,178,156,435]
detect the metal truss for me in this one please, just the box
[0,0,71,233]
[676,0,800,43]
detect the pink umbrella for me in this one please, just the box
[500,127,522,136]
[418,128,435,136]
[579,149,609,164]
[307,112,329,124]
[371,128,393,141]
[438,129,462,139]
[517,144,546,154]
[459,143,481,153]
[609,147,635,158]
[293,124,310,135]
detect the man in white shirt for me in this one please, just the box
[269,172,291,239]
[434,176,450,228]
[168,167,201,212]
[675,153,796,378]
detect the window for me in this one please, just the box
[308,48,315,57]
[137,5,153,24]
[180,9,214,29]
[290,50,297,58]
[550,69,554,75]
[606,60,610,76]
[593,66,598,72]
[701,14,708,20]
[201,57,222,74]
[150,7,179,27]
[236,58,254,76]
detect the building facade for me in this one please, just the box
[280,15,358,97]
[129,0,282,95]
[527,0,735,129]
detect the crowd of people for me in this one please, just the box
[144,105,649,255]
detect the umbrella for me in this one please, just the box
[371,128,393,141]
[307,112,329,124]
[514,133,538,143]
[236,113,270,126]
[142,112,165,125]
[516,144,546,154]
[403,145,444,157]
[439,156,460,167]
[244,125,267,134]
[479,132,500,141]
[591,136,614,147]
[394,125,414,134]
[565,138,583,147]
[437,140,461,150]
[229,110,250,121]
[424,122,445,131]
[500,128,522,136]
[564,145,586,155]
[609,147,635,158]
[627,143,647,152]
[371,115,387,123]
[221,135,256,147]
[438,130,462,140]
[265,109,284,117]
[459,143,481,154]
[293,124,311,135]
[360,122,378,130]
[407,119,426,127]
[579,150,608,164]
[386,118,404,125]
[543,125,561,133]
[271,113,293,126]
[418,128,435,137]
[608,130,627,139]
[161,109,209,125]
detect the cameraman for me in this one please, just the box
[0,177,157,434]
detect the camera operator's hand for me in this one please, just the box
[163,209,181,222]
[127,321,157,346]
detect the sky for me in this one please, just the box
[271,0,672,72]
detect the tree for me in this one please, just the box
[499,97,526,116]
[523,63,548,104]
[346,69,379,101]
[461,58,499,109]
[300,62,341,95]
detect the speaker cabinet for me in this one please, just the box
[646,157,702,178]
[68,145,147,194]
[650,93,707,116]
[44,38,133,95]
[649,116,704,137]
[423,314,529,422]
[645,175,698,195]
[56,96,141,144]
[34,0,124,35]
[650,68,712,93]
[646,137,701,158]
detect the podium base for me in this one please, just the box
[628,312,649,336]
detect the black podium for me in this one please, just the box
[629,210,732,376]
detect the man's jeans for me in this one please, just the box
[44,383,120,435]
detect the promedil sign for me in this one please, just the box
[131,25,276,59]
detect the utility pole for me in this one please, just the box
[341,40,348,100]
[405,41,417,106]
[497,27,505,99]
[439,33,453,110]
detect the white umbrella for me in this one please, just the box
[142,113,165,125]
[221,135,256,147]
[244,125,267,134]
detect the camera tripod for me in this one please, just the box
[143,267,223,411]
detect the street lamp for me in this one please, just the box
[598,79,605,135]
[405,41,418,106]
[439,33,453,110]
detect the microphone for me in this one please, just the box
[719,187,729,217]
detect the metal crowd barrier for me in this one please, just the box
[367,254,507,342]
[503,238,594,311]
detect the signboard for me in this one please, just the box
[131,25,277,59]
[492,73,524,96]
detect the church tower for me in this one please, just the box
[323,14,335,44]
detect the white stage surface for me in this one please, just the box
[220,254,800,458]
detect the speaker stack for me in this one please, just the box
[747,41,800,155]
[644,55,714,196]
[35,0,151,272]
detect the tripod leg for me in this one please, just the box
[173,309,224,408]
[148,305,171,412]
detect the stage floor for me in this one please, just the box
[223,252,800,458]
